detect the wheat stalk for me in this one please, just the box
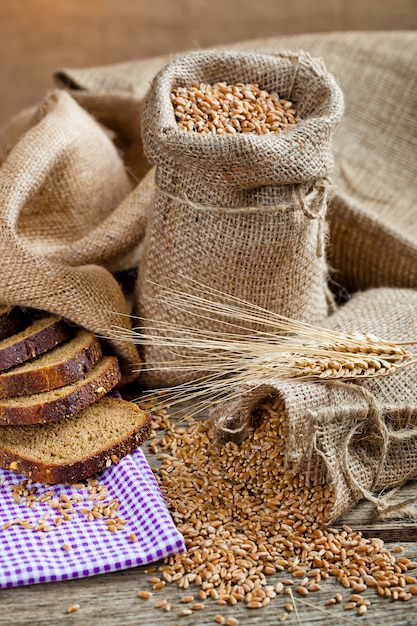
[107,279,417,414]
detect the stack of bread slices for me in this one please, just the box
[0,306,150,484]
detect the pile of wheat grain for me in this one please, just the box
[139,397,417,622]
[171,82,300,135]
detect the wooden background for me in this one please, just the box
[0,0,416,126]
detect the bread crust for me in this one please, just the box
[0,356,121,424]
[0,307,27,341]
[0,316,70,372]
[0,329,102,399]
[0,397,151,484]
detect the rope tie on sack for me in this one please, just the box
[158,188,287,216]
[160,180,331,230]
[297,177,335,311]
[337,381,417,517]
[162,178,334,257]
[298,178,331,258]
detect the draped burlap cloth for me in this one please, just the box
[0,89,145,381]
[53,55,168,182]
[53,31,417,298]
[210,287,417,523]
[133,49,344,386]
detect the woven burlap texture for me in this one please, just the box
[53,55,168,182]
[133,49,344,386]
[0,89,144,380]
[210,287,417,523]
[53,31,417,296]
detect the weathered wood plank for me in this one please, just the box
[339,480,417,541]
[1,541,417,626]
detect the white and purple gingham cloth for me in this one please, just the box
[0,448,185,588]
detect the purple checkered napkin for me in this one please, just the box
[0,448,185,588]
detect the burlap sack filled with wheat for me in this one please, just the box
[210,287,417,523]
[134,49,344,387]
[0,89,145,380]
[55,32,417,295]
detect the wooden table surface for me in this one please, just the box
[1,413,417,626]
[1,543,417,626]
[1,501,417,626]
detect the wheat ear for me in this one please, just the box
[106,279,417,413]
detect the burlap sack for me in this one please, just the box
[238,31,417,295]
[0,90,154,276]
[0,89,144,380]
[133,49,344,387]
[54,31,417,297]
[210,287,417,523]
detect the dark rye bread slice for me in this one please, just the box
[0,315,70,372]
[0,328,102,399]
[0,306,27,341]
[0,397,151,484]
[0,356,121,425]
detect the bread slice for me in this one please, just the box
[0,356,121,425]
[0,306,26,341]
[0,397,151,484]
[0,315,70,372]
[0,328,102,399]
